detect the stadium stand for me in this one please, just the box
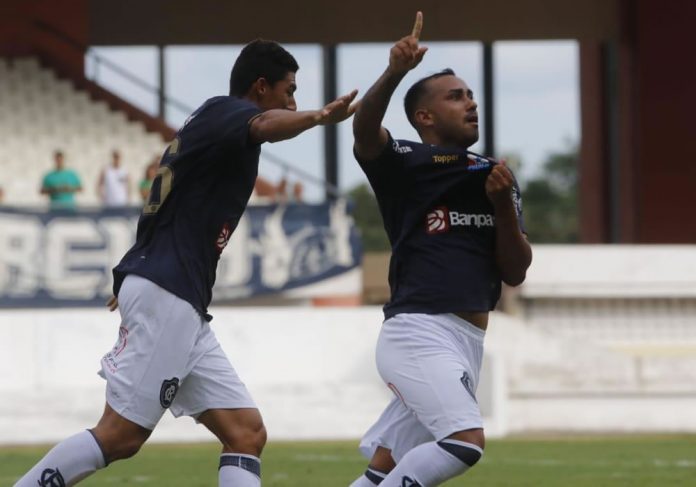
[0,57,168,207]
[520,245,696,352]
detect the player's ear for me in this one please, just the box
[253,78,269,96]
[415,108,433,128]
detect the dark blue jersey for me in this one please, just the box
[356,133,525,320]
[113,96,263,320]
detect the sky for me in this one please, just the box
[87,41,579,202]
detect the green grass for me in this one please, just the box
[2,435,695,486]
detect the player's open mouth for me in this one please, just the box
[466,114,479,125]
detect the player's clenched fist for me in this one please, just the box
[388,11,428,75]
[485,164,515,207]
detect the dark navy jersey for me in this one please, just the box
[113,96,262,320]
[356,133,526,320]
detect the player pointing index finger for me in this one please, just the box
[350,7,532,486]
[411,11,423,40]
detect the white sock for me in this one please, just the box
[14,430,106,486]
[350,467,388,486]
[219,454,261,486]
[379,440,482,486]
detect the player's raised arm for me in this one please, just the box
[353,11,428,160]
[249,90,359,144]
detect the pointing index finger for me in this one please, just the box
[411,11,423,39]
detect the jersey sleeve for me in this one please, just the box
[353,131,409,190]
[218,98,263,147]
[510,174,527,234]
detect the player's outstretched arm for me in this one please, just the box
[353,11,428,161]
[249,90,358,144]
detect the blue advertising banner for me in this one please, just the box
[0,201,361,307]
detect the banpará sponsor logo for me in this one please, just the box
[426,206,495,234]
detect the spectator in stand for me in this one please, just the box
[292,181,304,202]
[98,150,131,207]
[40,150,82,210]
[139,159,159,202]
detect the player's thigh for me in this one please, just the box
[100,275,202,429]
[360,396,433,464]
[171,324,258,420]
[375,313,483,440]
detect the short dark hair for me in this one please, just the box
[229,39,299,96]
[404,68,456,129]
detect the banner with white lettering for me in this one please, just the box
[0,201,361,307]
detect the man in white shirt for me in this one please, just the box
[98,150,131,207]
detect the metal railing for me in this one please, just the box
[32,21,343,199]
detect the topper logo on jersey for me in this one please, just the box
[433,154,459,164]
[426,206,495,234]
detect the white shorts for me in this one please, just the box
[99,275,256,430]
[359,313,485,462]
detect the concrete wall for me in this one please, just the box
[2,306,696,446]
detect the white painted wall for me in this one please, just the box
[2,307,695,446]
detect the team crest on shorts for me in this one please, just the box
[39,467,65,487]
[159,377,180,408]
[460,371,477,402]
[401,476,422,486]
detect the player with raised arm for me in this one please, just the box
[349,12,532,487]
[15,39,357,487]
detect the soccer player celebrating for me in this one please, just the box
[15,40,357,487]
[349,12,532,487]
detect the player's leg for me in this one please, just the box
[375,313,486,486]
[199,408,266,486]
[12,426,110,487]
[350,391,432,485]
[170,323,264,486]
[350,446,395,486]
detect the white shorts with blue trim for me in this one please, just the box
[99,274,257,430]
[359,312,485,462]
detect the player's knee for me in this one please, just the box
[92,426,150,463]
[115,436,147,460]
[97,432,147,462]
[220,418,267,455]
[437,439,483,468]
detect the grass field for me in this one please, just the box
[2,435,695,486]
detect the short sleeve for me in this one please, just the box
[218,97,263,147]
[511,175,527,234]
[70,171,82,187]
[354,130,408,182]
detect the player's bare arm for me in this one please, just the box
[485,164,533,286]
[353,11,428,160]
[249,89,358,144]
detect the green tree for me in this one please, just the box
[520,144,579,243]
[347,183,390,252]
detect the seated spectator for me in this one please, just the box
[139,158,159,202]
[40,150,82,210]
[97,150,130,207]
